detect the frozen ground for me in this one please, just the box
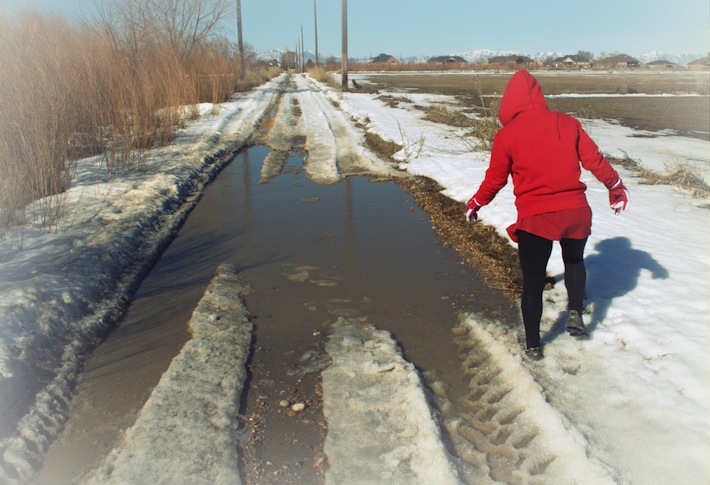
[0,71,708,483]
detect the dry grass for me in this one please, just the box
[0,10,278,239]
[467,75,501,151]
[606,152,710,199]
[308,67,340,90]
[420,105,475,128]
[417,76,500,151]
[377,94,412,108]
[364,132,403,161]
[0,13,85,230]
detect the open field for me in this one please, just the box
[356,71,710,138]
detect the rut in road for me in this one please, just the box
[256,74,400,184]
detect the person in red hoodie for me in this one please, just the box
[466,70,629,360]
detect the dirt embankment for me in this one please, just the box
[364,133,524,301]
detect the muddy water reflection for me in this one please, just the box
[231,146,510,373]
[38,145,515,483]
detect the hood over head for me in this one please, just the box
[498,70,548,125]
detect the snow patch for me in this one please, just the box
[322,318,459,485]
[86,264,252,485]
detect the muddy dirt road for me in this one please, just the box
[32,73,616,485]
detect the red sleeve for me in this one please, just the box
[473,133,512,205]
[577,121,620,188]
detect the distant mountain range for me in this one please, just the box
[257,48,706,67]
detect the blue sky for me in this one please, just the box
[2,0,709,58]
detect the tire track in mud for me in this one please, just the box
[257,74,400,185]
[442,326,549,484]
[302,76,402,182]
[437,317,617,484]
[254,78,302,183]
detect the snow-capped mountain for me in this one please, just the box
[255,49,285,62]
[635,51,705,66]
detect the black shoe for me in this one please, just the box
[522,340,543,360]
[566,310,588,336]
[525,346,543,360]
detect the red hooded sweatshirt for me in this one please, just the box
[473,70,619,223]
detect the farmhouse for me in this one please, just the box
[688,56,710,70]
[595,54,640,68]
[370,53,402,65]
[427,55,468,65]
[550,54,592,69]
[645,60,677,69]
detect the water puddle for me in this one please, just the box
[36,145,516,484]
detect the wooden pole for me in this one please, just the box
[314,0,319,68]
[237,0,245,81]
[341,0,348,91]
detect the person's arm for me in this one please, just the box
[474,134,513,204]
[577,121,618,187]
[465,134,512,221]
[577,121,629,214]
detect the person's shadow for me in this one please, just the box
[545,237,669,340]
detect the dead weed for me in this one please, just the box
[606,152,710,199]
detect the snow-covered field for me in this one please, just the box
[0,71,708,483]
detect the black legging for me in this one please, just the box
[517,230,587,347]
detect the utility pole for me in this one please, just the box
[237,0,245,81]
[301,26,305,72]
[341,0,348,91]
[314,0,319,68]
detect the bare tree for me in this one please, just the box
[147,0,230,57]
[576,50,594,61]
[281,50,297,70]
[92,0,230,59]
[91,0,154,59]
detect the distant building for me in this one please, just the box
[427,55,468,65]
[688,56,710,70]
[595,54,640,69]
[550,54,592,69]
[645,60,678,69]
[488,55,535,66]
[370,53,402,65]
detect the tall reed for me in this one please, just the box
[0,9,272,238]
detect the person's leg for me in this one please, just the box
[561,237,589,336]
[517,231,553,348]
[560,237,588,313]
